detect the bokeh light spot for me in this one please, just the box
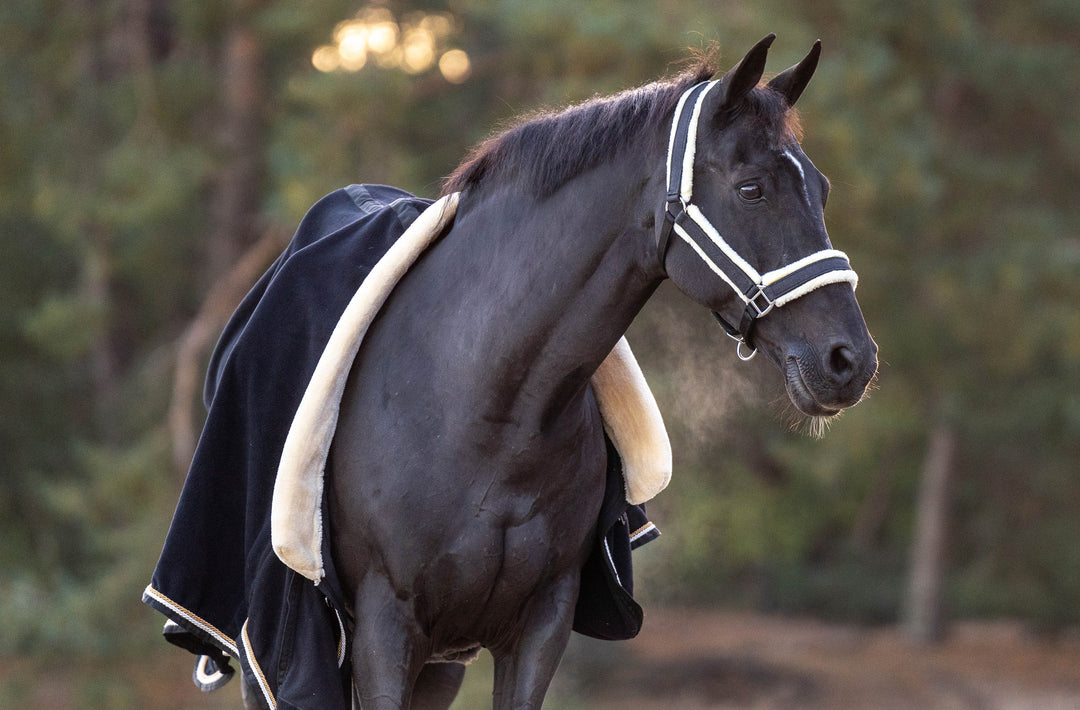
[439,49,471,84]
[314,7,469,82]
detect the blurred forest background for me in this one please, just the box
[1,0,1078,707]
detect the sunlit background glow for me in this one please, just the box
[312,7,470,83]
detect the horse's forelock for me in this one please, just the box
[741,85,804,145]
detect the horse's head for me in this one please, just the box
[659,35,877,418]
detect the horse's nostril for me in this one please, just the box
[828,344,857,383]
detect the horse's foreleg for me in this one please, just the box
[491,573,579,710]
[411,662,466,710]
[349,575,427,710]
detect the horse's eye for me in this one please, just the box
[738,183,763,202]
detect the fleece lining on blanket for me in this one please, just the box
[272,193,672,583]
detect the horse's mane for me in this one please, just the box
[442,60,721,198]
[442,58,803,198]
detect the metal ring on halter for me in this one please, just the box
[721,326,764,360]
[736,340,757,361]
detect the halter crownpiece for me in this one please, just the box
[657,80,859,360]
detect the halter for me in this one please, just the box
[657,81,859,360]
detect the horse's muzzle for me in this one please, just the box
[784,337,877,416]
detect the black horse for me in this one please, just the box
[323,35,876,709]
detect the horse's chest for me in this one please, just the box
[418,447,606,638]
[330,382,609,644]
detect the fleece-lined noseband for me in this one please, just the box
[657,80,859,360]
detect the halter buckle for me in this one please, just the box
[665,191,687,219]
[746,285,774,318]
[657,192,688,268]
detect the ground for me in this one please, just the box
[4,609,1080,708]
[566,609,1080,710]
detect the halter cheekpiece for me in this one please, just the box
[657,80,859,360]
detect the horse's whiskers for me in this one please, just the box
[772,395,841,439]
[805,414,833,439]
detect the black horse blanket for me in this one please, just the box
[143,184,659,709]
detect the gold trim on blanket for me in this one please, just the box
[143,584,239,657]
[240,619,277,709]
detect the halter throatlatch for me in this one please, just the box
[657,80,859,361]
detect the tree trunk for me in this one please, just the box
[168,3,269,475]
[902,423,957,644]
[206,12,267,281]
[77,2,119,439]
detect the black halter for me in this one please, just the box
[657,81,858,360]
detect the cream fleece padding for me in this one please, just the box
[272,193,460,583]
[271,192,672,583]
[592,336,673,505]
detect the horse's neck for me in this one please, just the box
[441,159,662,432]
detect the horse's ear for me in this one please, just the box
[766,40,821,107]
[716,33,776,113]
